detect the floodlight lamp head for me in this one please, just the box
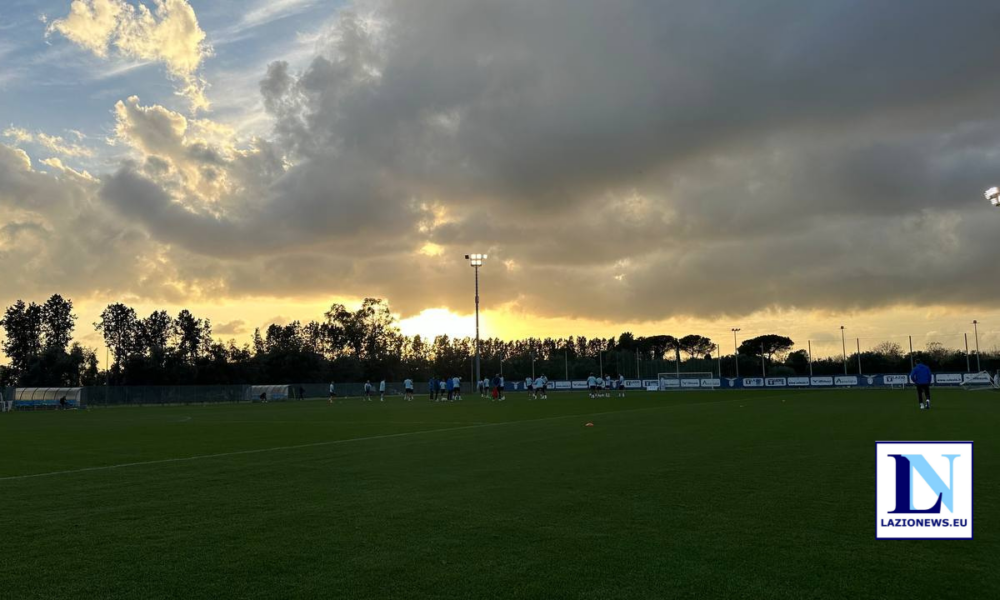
[465,253,487,266]
[986,187,1000,207]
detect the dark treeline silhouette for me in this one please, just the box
[1,296,995,387]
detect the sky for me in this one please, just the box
[2,0,1000,362]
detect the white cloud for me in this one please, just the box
[48,0,212,111]
[213,0,319,44]
[3,126,95,158]
[39,157,97,181]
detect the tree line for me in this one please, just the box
[0,296,994,387]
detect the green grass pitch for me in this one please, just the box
[1,389,998,599]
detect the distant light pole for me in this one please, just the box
[973,320,981,372]
[465,254,487,385]
[807,340,813,377]
[731,328,741,378]
[840,326,847,375]
[760,342,766,378]
[986,187,1000,207]
[531,354,536,380]
[856,338,862,375]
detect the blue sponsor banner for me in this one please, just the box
[720,373,971,388]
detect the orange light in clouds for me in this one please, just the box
[399,308,477,340]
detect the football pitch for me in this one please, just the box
[1,389,997,599]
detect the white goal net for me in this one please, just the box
[960,371,1000,392]
[657,372,719,391]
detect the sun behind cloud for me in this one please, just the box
[399,308,475,340]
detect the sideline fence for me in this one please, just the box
[3,371,998,411]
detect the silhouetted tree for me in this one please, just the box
[41,294,76,353]
[739,334,794,361]
[0,300,43,379]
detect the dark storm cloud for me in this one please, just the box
[6,0,1000,320]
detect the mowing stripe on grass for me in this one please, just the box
[0,391,809,482]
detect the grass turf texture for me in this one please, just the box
[1,390,998,599]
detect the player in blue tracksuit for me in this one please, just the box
[429,377,437,402]
[491,374,502,401]
[909,359,933,410]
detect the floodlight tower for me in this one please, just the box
[986,187,1000,207]
[731,328,741,378]
[840,326,848,375]
[973,320,981,372]
[465,254,487,386]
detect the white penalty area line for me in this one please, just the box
[0,391,812,483]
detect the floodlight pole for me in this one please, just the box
[475,264,481,384]
[465,254,487,386]
[973,320,981,372]
[856,338,862,375]
[731,328,741,379]
[908,335,914,369]
[840,326,847,375]
[808,340,813,377]
[761,342,766,378]
[965,333,971,373]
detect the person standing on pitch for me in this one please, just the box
[329,381,336,403]
[379,379,386,402]
[364,381,373,402]
[404,377,414,401]
[909,359,933,410]
[525,376,533,398]
[618,373,626,397]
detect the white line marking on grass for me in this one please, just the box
[0,392,813,482]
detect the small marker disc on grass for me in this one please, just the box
[585,422,594,427]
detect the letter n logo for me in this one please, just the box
[888,454,959,514]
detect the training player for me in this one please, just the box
[364,381,373,402]
[910,359,933,410]
[604,374,612,397]
[328,381,336,403]
[525,376,533,397]
[498,374,506,400]
[453,376,462,400]
[587,372,597,398]
[404,377,414,401]
[379,379,386,402]
[618,373,626,397]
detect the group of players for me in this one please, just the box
[340,372,630,402]
[587,373,627,398]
